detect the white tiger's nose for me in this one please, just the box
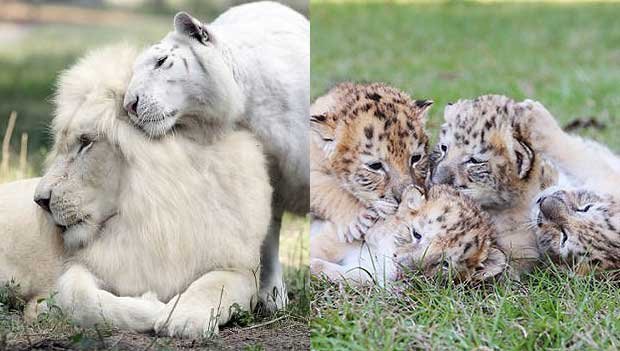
[123,94,139,116]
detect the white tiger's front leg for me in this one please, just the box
[258,211,288,312]
[57,264,164,332]
[154,269,258,339]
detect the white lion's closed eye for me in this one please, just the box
[78,135,94,154]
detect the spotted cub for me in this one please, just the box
[430,95,558,274]
[533,188,620,272]
[310,185,506,286]
[310,82,431,244]
[522,99,620,272]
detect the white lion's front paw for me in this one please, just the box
[155,301,219,339]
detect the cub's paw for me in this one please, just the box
[310,258,328,276]
[155,301,219,339]
[337,208,378,243]
[372,197,399,219]
[519,99,563,148]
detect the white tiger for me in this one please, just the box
[123,1,310,311]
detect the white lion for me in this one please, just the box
[123,1,310,310]
[30,44,272,338]
[0,178,63,321]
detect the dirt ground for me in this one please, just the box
[5,318,308,351]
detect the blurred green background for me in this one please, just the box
[311,0,620,149]
[0,0,307,178]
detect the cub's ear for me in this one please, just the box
[474,246,506,281]
[414,99,433,114]
[310,113,336,154]
[512,137,534,179]
[174,12,211,44]
[403,185,425,210]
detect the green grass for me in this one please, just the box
[311,1,620,349]
[312,267,620,350]
[311,1,620,150]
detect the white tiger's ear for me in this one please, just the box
[174,12,210,44]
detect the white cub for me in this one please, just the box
[124,1,310,310]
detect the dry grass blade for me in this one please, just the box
[1,111,17,176]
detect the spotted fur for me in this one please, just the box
[310,83,432,244]
[310,185,506,285]
[430,95,559,274]
[533,188,620,272]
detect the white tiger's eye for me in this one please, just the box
[155,56,168,69]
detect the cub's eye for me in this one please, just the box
[576,204,593,212]
[440,144,448,153]
[322,138,334,142]
[466,157,485,164]
[410,154,422,166]
[155,56,168,69]
[78,135,94,153]
[367,162,384,171]
[442,260,451,269]
[412,229,422,240]
[560,228,569,246]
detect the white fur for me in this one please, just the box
[0,178,64,321]
[41,45,272,338]
[524,99,620,197]
[125,1,309,310]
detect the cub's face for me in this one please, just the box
[384,185,505,281]
[124,12,239,137]
[311,83,431,207]
[430,95,536,209]
[533,188,620,271]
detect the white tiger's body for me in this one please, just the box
[124,1,310,309]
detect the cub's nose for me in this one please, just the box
[34,191,51,213]
[123,94,139,116]
[430,165,455,186]
[539,196,568,223]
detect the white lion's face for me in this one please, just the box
[124,12,240,137]
[34,119,123,249]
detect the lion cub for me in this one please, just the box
[522,100,620,272]
[310,83,432,244]
[310,185,506,285]
[430,95,559,274]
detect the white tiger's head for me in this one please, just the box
[124,12,243,137]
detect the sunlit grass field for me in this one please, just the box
[0,15,309,350]
[311,1,620,350]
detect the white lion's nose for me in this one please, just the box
[123,94,139,116]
